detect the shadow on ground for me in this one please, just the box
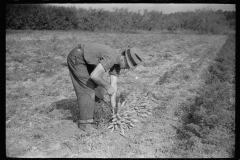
[47,96,112,128]
[50,98,80,123]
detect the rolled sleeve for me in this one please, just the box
[99,55,115,72]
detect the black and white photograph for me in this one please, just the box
[6,3,235,158]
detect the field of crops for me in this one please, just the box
[6,30,234,158]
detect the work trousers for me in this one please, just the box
[67,45,105,122]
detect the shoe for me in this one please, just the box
[78,122,98,134]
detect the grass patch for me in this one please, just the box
[173,34,235,158]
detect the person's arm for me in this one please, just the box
[110,75,118,112]
[90,63,115,94]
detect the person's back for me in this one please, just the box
[83,43,120,72]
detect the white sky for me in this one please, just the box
[49,4,235,14]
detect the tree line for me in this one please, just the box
[6,4,235,34]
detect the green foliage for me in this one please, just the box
[6,4,235,34]
[174,34,235,157]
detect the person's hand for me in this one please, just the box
[106,86,115,95]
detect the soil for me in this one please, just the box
[6,31,227,158]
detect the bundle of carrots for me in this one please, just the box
[107,101,138,136]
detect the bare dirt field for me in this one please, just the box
[6,30,228,158]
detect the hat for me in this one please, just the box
[125,47,143,69]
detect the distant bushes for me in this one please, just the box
[173,34,235,157]
[6,4,78,30]
[6,4,235,34]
